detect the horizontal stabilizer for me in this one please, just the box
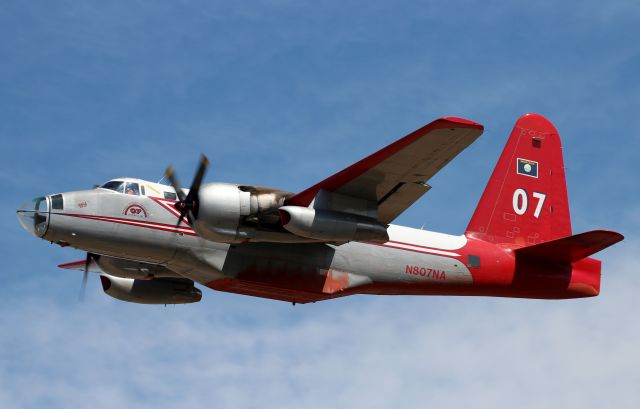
[515,230,624,263]
[58,259,101,273]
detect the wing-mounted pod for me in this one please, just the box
[278,189,390,242]
[100,275,202,304]
[278,206,389,243]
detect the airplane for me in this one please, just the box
[16,113,624,305]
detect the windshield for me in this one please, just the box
[100,181,124,193]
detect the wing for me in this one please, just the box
[285,117,484,223]
[58,256,185,279]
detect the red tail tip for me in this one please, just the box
[515,113,559,135]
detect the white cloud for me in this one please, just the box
[2,1,638,408]
[1,242,637,409]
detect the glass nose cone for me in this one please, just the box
[17,196,50,237]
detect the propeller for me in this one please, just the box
[79,252,99,301]
[165,154,209,228]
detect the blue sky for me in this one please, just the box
[1,1,638,408]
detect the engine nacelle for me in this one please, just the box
[100,275,202,304]
[194,183,286,243]
[278,206,389,243]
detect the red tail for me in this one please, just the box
[466,113,572,246]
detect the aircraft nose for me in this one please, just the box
[16,196,50,238]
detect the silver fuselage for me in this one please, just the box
[23,182,481,300]
[19,179,595,302]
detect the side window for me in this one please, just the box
[140,185,146,196]
[125,183,140,195]
[51,194,64,210]
[164,191,177,201]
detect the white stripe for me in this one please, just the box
[383,242,461,257]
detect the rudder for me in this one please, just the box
[466,113,571,245]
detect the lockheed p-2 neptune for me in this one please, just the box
[17,114,623,304]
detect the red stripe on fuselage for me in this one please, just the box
[60,212,467,258]
[147,197,189,221]
[59,213,198,236]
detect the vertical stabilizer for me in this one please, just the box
[466,114,571,245]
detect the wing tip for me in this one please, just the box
[440,117,484,131]
[594,229,625,245]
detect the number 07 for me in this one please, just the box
[512,189,546,218]
[532,192,546,218]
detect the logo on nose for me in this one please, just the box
[123,204,148,218]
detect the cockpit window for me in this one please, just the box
[125,182,140,195]
[100,181,124,193]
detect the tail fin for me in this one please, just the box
[466,113,572,245]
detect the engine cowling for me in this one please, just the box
[193,183,288,243]
[100,275,202,304]
[278,206,389,242]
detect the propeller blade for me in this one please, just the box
[79,252,92,301]
[165,166,187,203]
[176,210,187,228]
[79,270,88,301]
[166,155,209,230]
[187,154,209,200]
[175,208,195,228]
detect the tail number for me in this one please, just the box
[512,189,546,218]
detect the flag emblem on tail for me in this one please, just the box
[517,158,538,178]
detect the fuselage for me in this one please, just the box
[17,177,600,303]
